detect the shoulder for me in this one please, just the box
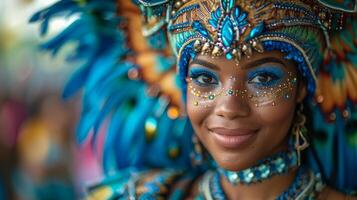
[317,187,357,200]
[86,168,199,200]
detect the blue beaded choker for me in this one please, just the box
[201,166,325,200]
[197,149,325,200]
[217,149,298,185]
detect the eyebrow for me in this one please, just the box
[189,59,220,71]
[244,57,287,69]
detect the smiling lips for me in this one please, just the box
[209,127,258,149]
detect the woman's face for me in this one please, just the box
[186,51,306,171]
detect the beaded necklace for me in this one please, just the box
[218,149,298,185]
[197,150,325,200]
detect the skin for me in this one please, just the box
[185,51,355,199]
[187,50,305,172]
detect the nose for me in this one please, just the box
[213,90,251,120]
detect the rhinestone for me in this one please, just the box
[194,40,202,52]
[202,42,211,53]
[285,93,291,99]
[227,89,234,95]
[243,169,254,183]
[227,172,239,183]
[226,52,233,60]
[258,165,270,178]
[175,1,182,8]
[212,46,222,56]
[275,158,286,173]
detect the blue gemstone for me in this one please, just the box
[249,22,265,39]
[233,7,240,19]
[226,52,233,60]
[243,169,254,183]
[259,165,270,178]
[211,9,219,20]
[221,17,234,47]
[209,19,217,29]
[222,0,234,11]
[212,8,221,20]
[228,0,234,10]
[238,12,247,22]
[275,158,286,173]
[227,172,239,183]
[192,20,211,39]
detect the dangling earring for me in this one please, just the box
[191,134,203,166]
[292,104,309,166]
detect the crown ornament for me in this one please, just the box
[188,0,266,62]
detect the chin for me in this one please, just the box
[209,149,259,171]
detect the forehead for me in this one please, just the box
[190,51,297,72]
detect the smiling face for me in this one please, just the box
[186,51,306,171]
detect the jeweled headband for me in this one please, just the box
[166,0,333,95]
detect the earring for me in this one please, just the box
[191,134,203,166]
[292,104,309,166]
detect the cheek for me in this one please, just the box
[253,96,297,148]
[186,91,212,130]
[254,81,299,132]
[258,102,295,128]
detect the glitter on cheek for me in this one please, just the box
[247,72,297,107]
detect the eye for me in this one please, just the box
[248,71,281,87]
[250,73,276,83]
[188,69,219,87]
[195,74,218,85]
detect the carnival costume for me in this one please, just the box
[31,0,357,199]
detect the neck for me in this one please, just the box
[221,167,297,200]
[214,148,299,199]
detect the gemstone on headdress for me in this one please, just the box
[242,44,253,57]
[221,0,235,13]
[232,48,242,61]
[252,40,264,53]
[202,42,212,54]
[234,8,248,25]
[192,20,211,40]
[194,40,202,52]
[209,8,222,30]
[226,52,233,60]
[221,16,234,48]
[212,46,223,57]
[249,22,265,39]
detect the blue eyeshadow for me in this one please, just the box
[188,67,220,87]
[247,66,286,87]
[189,67,219,79]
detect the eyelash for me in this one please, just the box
[188,67,285,88]
[247,70,284,87]
[189,69,219,87]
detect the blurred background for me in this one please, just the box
[0,0,102,199]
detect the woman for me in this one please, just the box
[32,0,357,199]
